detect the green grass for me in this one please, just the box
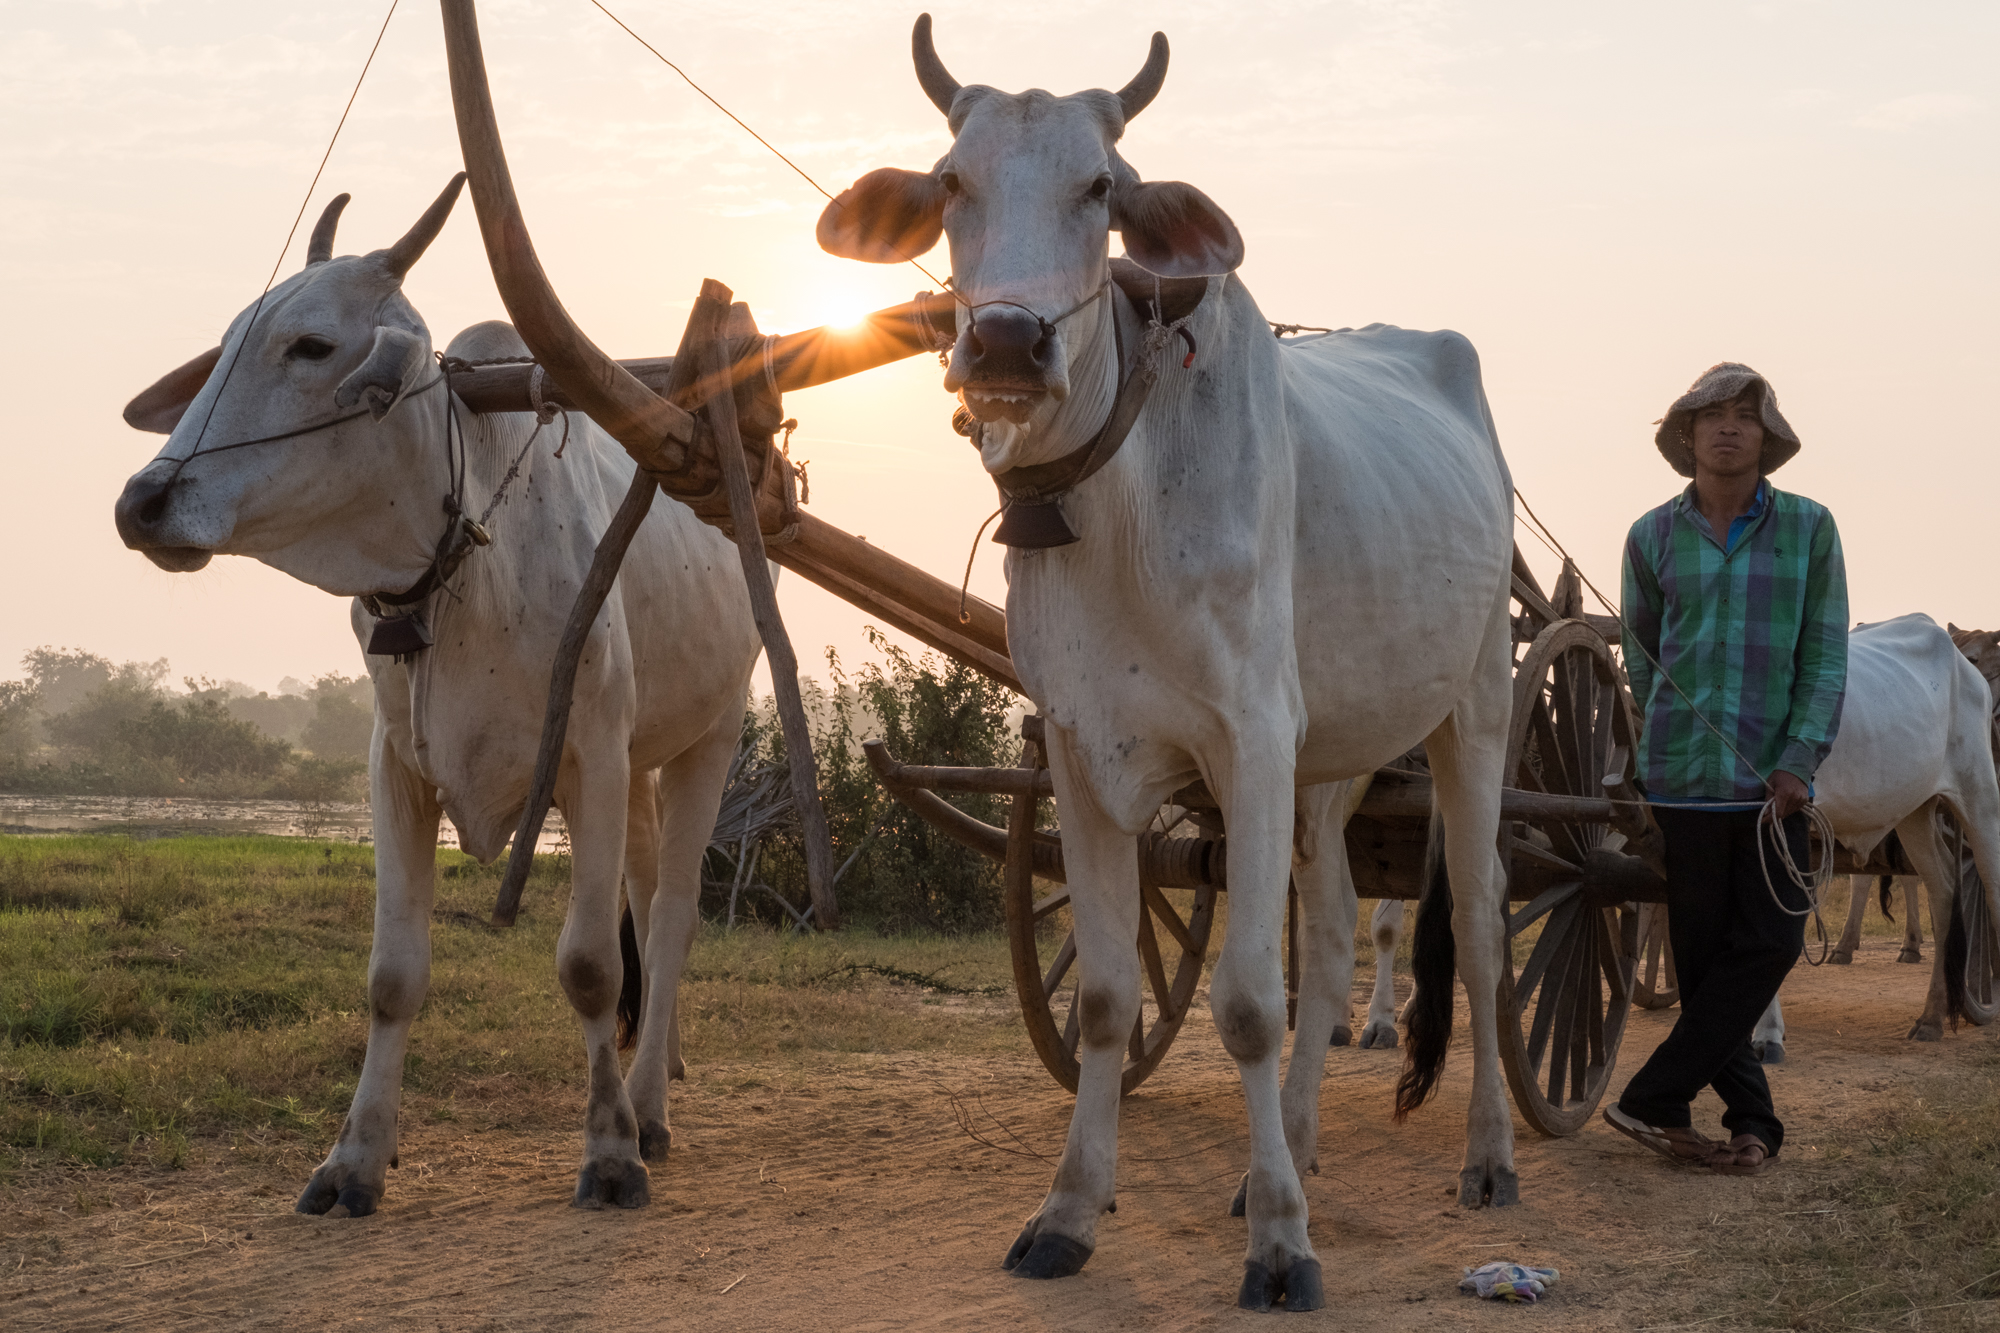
[0,835,1022,1179]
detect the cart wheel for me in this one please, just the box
[1632,903,1680,1009]
[1002,744,1218,1095]
[1941,808,1999,1025]
[1496,620,1643,1136]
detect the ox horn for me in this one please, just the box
[306,193,351,265]
[1117,32,1170,121]
[911,13,960,116]
[383,173,468,279]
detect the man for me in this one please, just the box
[1604,362,1848,1177]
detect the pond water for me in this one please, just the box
[0,793,570,853]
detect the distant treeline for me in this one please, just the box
[0,648,372,801]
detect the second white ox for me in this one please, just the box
[818,17,1518,1309]
[1750,614,2000,1056]
[113,178,759,1215]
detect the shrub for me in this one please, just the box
[747,630,1022,934]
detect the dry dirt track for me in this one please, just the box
[6,940,1995,1332]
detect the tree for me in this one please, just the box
[300,674,374,761]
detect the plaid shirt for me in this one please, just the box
[1621,480,1848,802]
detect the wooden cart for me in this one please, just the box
[866,557,2000,1136]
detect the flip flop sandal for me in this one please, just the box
[1602,1105,1724,1167]
[1711,1135,1772,1177]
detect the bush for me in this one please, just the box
[747,630,1022,934]
[299,674,374,762]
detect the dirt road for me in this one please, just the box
[5,937,1993,1331]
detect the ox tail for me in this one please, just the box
[1879,875,1895,922]
[616,904,644,1051]
[1395,808,1455,1121]
[1943,870,1971,1031]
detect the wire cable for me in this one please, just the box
[584,0,951,291]
[169,0,402,478]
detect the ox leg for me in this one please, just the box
[1004,727,1141,1282]
[1751,995,1786,1065]
[1277,783,1358,1187]
[1424,678,1517,1208]
[1895,806,1956,1042]
[1360,899,1405,1049]
[626,721,736,1163]
[1830,875,1870,964]
[1206,747,1325,1312]
[556,757,649,1208]
[1897,877,1925,963]
[297,720,440,1218]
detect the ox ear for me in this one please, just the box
[1113,180,1244,278]
[817,168,947,263]
[124,345,224,434]
[335,327,431,420]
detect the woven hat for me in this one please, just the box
[1653,362,1800,478]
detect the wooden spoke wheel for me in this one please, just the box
[1497,620,1644,1136]
[1632,903,1680,1009]
[1002,754,1218,1096]
[1940,809,1999,1026]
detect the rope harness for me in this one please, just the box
[951,268,1203,549]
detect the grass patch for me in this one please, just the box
[0,834,1023,1179]
[1665,1042,2000,1330]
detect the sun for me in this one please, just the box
[789,277,878,333]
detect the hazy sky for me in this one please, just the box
[4,0,1994,696]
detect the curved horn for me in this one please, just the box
[911,13,960,116]
[306,193,351,265]
[383,173,467,278]
[1117,32,1170,122]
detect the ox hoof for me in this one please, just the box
[573,1156,650,1210]
[1358,1021,1399,1050]
[638,1121,672,1163]
[295,1167,381,1219]
[1907,1022,1943,1043]
[1458,1164,1519,1209]
[1828,951,1853,965]
[1238,1256,1325,1312]
[1003,1228,1092,1279]
[1230,1173,1248,1218]
[1897,949,1924,965]
[1329,1024,1352,1047]
[1757,1041,1786,1066]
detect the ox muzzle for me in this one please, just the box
[955,306,1067,421]
[115,464,213,572]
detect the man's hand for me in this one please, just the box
[1767,770,1809,819]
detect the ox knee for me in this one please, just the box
[367,966,426,1026]
[1075,986,1138,1053]
[560,950,620,1021]
[1214,994,1283,1065]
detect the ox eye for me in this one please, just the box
[1089,175,1111,201]
[287,335,336,363]
[940,170,961,195]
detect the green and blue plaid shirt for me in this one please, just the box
[1621,480,1848,803]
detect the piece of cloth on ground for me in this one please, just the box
[1460,1262,1560,1302]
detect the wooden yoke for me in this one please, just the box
[446,0,848,926]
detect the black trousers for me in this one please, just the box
[1616,806,1809,1154]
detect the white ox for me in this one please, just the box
[818,18,1518,1309]
[113,178,759,1215]
[1748,615,2000,1057]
